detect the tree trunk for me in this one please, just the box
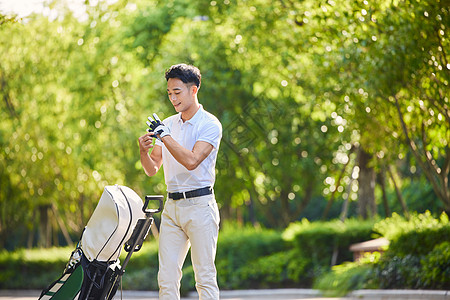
[377,168,391,218]
[52,204,73,246]
[393,95,450,211]
[339,175,353,222]
[388,166,410,219]
[322,148,353,220]
[357,147,376,219]
[38,204,51,248]
[293,182,314,220]
[246,195,256,226]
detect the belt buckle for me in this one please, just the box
[182,191,187,200]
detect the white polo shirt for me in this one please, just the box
[155,105,222,193]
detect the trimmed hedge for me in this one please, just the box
[373,211,450,257]
[233,248,316,289]
[0,223,288,291]
[372,211,450,289]
[2,213,448,292]
[283,218,376,267]
[119,241,159,291]
[315,211,450,294]
[215,222,287,289]
[374,254,424,289]
[0,243,160,291]
[0,247,70,289]
[421,242,450,289]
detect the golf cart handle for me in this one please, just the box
[143,195,164,214]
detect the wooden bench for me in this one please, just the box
[349,237,389,261]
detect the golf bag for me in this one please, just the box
[39,185,163,300]
[38,248,84,300]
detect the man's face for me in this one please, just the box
[167,78,197,113]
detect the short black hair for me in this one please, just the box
[165,64,201,88]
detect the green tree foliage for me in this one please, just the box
[0,2,165,248]
[332,0,449,210]
[0,0,448,249]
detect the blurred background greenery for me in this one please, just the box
[0,0,448,293]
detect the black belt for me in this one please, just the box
[168,187,213,200]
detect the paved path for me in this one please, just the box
[1,289,449,300]
[0,289,342,300]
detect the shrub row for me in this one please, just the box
[181,218,376,291]
[372,211,450,290]
[283,218,376,266]
[0,247,71,289]
[315,211,450,294]
[1,213,448,292]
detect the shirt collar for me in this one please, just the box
[176,105,203,125]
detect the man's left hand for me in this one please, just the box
[146,113,171,140]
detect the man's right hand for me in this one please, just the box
[138,132,156,155]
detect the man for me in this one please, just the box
[138,64,222,300]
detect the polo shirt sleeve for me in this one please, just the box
[198,119,222,149]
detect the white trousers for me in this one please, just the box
[158,194,220,300]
